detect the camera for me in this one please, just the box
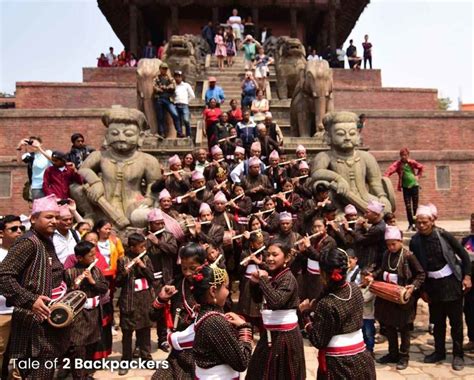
[27,140,34,145]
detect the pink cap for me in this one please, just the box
[344,204,357,216]
[213,191,227,203]
[235,146,245,155]
[367,200,384,214]
[279,212,292,222]
[58,205,72,218]
[168,154,181,167]
[269,150,279,160]
[296,145,306,153]
[265,111,272,118]
[159,189,171,200]
[208,76,217,82]
[248,156,261,167]
[199,202,212,214]
[148,208,164,222]
[210,145,223,156]
[299,161,309,170]
[192,171,205,181]
[251,141,261,151]
[385,225,402,241]
[31,195,60,214]
[427,203,438,218]
[416,205,433,218]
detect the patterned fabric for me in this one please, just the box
[193,305,252,372]
[192,224,224,247]
[152,278,197,380]
[146,231,178,286]
[373,249,425,327]
[65,265,109,346]
[116,254,155,330]
[0,230,70,358]
[307,283,376,380]
[247,268,306,379]
[302,235,336,301]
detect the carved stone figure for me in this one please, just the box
[310,111,396,214]
[137,58,162,135]
[263,36,278,58]
[162,35,199,86]
[184,34,211,65]
[274,36,307,99]
[71,107,162,229]
[290,59,334,138]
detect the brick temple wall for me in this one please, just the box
[15,82,136,109]
[2,151,473,219]
[14,82,437,111]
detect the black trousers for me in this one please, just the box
[122,328,151,361]
[363,56,372,69]
[155,309,168,344]
[430,299,464,357]
[402,186,419,227]
[385,324,410,358]
[464,289,474,341]
[71,343,96,380]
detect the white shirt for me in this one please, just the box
[0,247,14,314]
[194,161,208,173]
[346,265,361,285]
[52,230,77,264]
[23,150,53,190]
[336,48,346,62]
[261,31,267,43]
[98,240,111,265]
[307,54,322,61]
[106,52,115,65]
[174,82,195,105]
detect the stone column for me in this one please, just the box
[171,5,179,36]
[328,0,337,49]
[129,1,138,56]
[252,8,259,39]
[212,7,219,28]
[320,11,329,50]
[290,8,298,38]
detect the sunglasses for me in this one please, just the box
[7,225,26,233]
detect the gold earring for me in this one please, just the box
[213,297,217,304]
[283,262,287,268]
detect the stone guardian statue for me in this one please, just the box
[310,111,396,213]
[71,106,162,229]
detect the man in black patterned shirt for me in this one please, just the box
[410,205,472,371]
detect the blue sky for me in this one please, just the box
[1,0,473,107]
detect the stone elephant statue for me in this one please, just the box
[274,36,307,99]
[162,35,199,86]
[137,58,162,135]
[290,59,334,137]
[183,34,211,65]
[263,36,278,58]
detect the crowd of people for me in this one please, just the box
[151,51,274,140]
[308,34,373,70]
[97,47,140,68]
[1,116,474,379]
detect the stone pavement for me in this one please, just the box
[85,299,474,380]
[71,220,474,379]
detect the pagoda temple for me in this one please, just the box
[98,0,369,54]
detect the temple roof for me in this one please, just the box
[98,0,370,49]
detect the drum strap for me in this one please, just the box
[51,281,67,301]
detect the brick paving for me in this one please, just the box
[62,220,474,378]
